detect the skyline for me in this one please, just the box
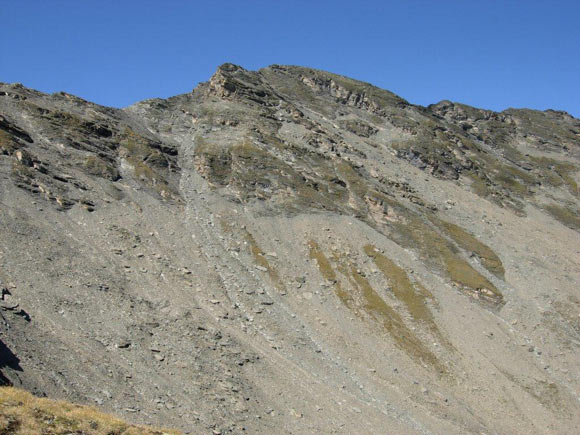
[1,1,579,117]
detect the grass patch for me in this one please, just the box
[467,151,579,213]
[530,156,578,197]
[245,231,286,292]
[194,136,232,186]
[494,367,569,414]
[364,245,452,350]
[308,240,446,373]
[308,240,352,304]
[195,137,351,213]
[0,130,19,155]
[432,218,505,280]
[544,204,580,232]
[346,263,446,373]
[0,386,180,434]
[84,156,120,181]
[366,192,503,305]
[120,128,175,199]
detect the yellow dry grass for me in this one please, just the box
[363,245,452,351]
[0,387,181,435]
[431,218,505,280]
[308,240,446,374]
[245,231,286,293]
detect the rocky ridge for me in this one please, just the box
[0,64,579,434]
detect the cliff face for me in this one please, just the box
[1,64,579,434]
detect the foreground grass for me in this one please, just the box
[0,387,181,435]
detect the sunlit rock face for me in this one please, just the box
[1,64,579,434]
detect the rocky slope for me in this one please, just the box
[0,63,579,434]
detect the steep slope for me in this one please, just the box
[1,64,579,434]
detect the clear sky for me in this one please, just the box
[1,1,579,116]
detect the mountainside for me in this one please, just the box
[1,63,579,434]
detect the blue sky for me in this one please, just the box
[1,1,579,116]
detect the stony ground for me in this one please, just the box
[0,64,579,434]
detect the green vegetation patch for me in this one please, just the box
[197,137,355,213]
[543,204,580,232]
[0,130,20,155]
[466,153,534,213]
[340,119,378,138]
[364,245,452,350]
[365,192,503,306]
[194,136,233,186]
[346,262,446,373]
[494,368,571,415]
[120,128,176,199]
[432,218,505,280]
[308,240,352,304]
[529,156,578,197]
[84,156,120,181]
[466,146,578,211]
[308,240,446,373]
[245,230,286,293]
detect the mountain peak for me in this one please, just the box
[216,62,245,73]
[1,64,579,434]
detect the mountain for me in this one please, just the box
[1,63,579,434]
